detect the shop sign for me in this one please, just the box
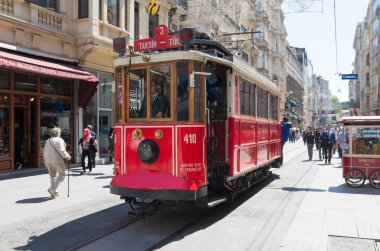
[134,25,182,52]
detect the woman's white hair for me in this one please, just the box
[50,127,61,137]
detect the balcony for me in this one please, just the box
[28,4,73,34]
[0,0,13,14]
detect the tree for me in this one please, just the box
[331,95,342,113]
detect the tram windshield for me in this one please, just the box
[126,61,205,122]
[352,127,380,155]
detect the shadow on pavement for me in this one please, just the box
[95,175,114,179]
[328,183,380,195]
[14,204,129,251]
[282,187,326,192]
[16,197,54,203]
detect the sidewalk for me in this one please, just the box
[280,151,380,251]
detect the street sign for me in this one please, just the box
[134,25,182,52]
[341,74,358,80]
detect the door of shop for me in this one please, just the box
[13,95,37,169]
[99,111,112,157]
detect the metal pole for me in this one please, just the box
[67,160,70,198]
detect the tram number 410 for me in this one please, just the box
[184,134,197,144]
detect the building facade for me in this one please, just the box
[0,0,175,172]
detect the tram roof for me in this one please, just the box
[340,116,380,124]
[114,50,279,94]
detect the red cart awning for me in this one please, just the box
[0,50,98,107]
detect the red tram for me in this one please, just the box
[110,26,282,208]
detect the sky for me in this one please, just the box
[284,0,369,102]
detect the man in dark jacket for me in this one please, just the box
[315,127,322,160]
[304,126,315,160]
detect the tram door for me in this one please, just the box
[206,65,227,164]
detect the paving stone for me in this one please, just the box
[328,236,377,251]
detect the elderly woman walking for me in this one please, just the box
[43,127,71,198]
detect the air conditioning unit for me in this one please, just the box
[272,74,278,80]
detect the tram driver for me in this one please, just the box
[151,81,169,118]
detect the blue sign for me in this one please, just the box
[341,74,358,80]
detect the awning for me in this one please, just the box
[0,50,98,107]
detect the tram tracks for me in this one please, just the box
[68,214,146,251]
[70,144,309,251]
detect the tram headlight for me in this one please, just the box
[137,139,160,164]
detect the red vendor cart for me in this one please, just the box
[341,116,380,188]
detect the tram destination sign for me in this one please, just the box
[341,74,358,80]
[134,25,182,52]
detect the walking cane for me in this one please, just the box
[67,160,70,198]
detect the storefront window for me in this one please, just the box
[14,73,37,92]
[40,97,72,153]
[99,72,113,109]
[0,70,9,89]
[0,94,10,157]
[107,0,119,26]
[40,77,72,96]
[352,127,380,155]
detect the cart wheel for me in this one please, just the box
[369,170,380,189]
[345,169,365,188]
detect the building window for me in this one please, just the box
[366,53,370,66]
[78,0,89,19]
[14,73,37,92]
[99,72,113,109]
[40,97,72,153]
[134,1,139,39]
[0,70,9,89]
[107,0,119,26]
[29,0,59,12]
[149,14,159,38]
[40,77,72,96]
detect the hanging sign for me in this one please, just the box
[341,74,358,80]
[134,25,182,52]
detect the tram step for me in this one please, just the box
[207,195,227,207]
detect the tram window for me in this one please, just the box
[239,79,255,117]
[269,94,278,120]
[177,62,189,121]
[129,69,147,119]
[194,62,202,122]
[257,87,268,118]
[150,65,171,118]
[352,128,380,155]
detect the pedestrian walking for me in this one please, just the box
[304,126,315,161]
[315,127,322,159]
[321,127,330,164]
[280,117,292,164]
[87,125,97,168]
[108,127,114,163]
[336,128,343,159]
[79,128,95,174]
[43,127,71,198]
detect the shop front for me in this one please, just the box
[0,50,98,172]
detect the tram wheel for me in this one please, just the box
[345,169,365,188]
[369,170,380,189]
